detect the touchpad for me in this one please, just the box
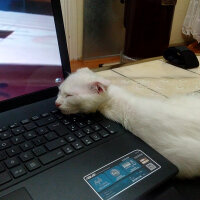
[0,188,33,200]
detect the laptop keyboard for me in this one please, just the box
[0,110,118,190]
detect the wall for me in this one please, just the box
[169,0,191,45]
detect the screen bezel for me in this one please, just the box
[0,0,71,112]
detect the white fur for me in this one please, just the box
[56,68,200,178]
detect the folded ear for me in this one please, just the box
[90,81,109,94]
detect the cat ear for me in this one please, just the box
[90,81,109,94]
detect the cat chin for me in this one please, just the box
[59,108,79,115]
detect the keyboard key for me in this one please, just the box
[85,119,94,125]
[83,127,94,134]
[26,159,41,171]
[74,130,86,138]
[62,119,71,125]
[90,133,101,141]
[51,109,59,114]
[99,130,109,138]
[62,145,74,154]
[4,157,19,168]
[31,115,40,121]
[0,151,7,160]
[41,113,49,117]
[20,151,34,162]
[65,134,76,142]
[82,136,93,146]
[32,146,47,157]
[91,124,102,131]
[11,165,26,178]
[0,126,7,133]
[32,136,46,146]
[24,122,37,131]
[24,131,37,140]
[36,127,48,135]
[36,117,55,127]
[0,163,5,172]
[54,126,70,136]
[72,141,83,150]
[100,121,117,134]
[76,121,86,128]
[54,113,63,120]
[12,126,25,135]
[11,135,25,145]
[0,140,11,150]
[48,122,61,130]
[39,149,64,165]
[9,123,19,129]
[0,131,12,140]
[6,147,21,157]
[44,132,58,141]
[45,138,66,151]
[0,172,12,185]
[21,119,30,125]
[20,141,34,152]
[67,124,79,132]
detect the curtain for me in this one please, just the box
[182,0,200,43]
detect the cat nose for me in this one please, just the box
[55,102,61,107]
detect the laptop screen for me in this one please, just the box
[0,0,64,102]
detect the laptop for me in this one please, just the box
[0,0,178,200]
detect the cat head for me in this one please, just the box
[55,68,110,114]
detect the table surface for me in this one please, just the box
[96,56,200,98]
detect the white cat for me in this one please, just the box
[56,68,200,178]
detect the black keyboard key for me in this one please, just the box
[51,109,59,114]
[45,138,66,151]
[72,141,83,150]
[76,121,86,128]
[91,124,102,131]
[83,127,94,134]
[24,122,37,131]
[100,121,117,134]
[21,119,30,125]
[65,134,76,142]
[31,115,40,121]
[85,119,94,125]
[0,151,7,160]
[44,132,58,141]
[4,157,19,168]
[39,149,64,165]
[26,159,41,171]
[0,131,12,140]
[41,113,49,117]
[0,163,5,172]
[36,127,48,135]
[12,126,25,135]
[20,151,34,162]
[32,136,46,146]
[62,145,74,154]
[99,130,109,138]
[48,122,61,131]
[67,124,79,132]
[90,133,101,141]
[54,113,64,120]
[11,135,25,145]
[82,136,93,145]
[74,130,86,138]
[20,141,34,152]
[24,131,37,140]
[0,172,12,185]
[6,146,21,157]
[0,126,7,133]
[54,126,70,136]
[36,117,55,127]
[0,140,11,150]
[11,165,26,178]
[62,119,71,125]
[9,123,19,129]
[32,146,46,156]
